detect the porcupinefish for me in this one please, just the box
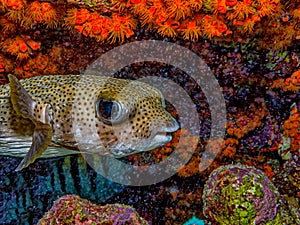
[0,75,179,171]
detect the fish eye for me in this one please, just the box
[96,99,123,123]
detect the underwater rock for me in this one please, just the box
[38,194,149,225]
[202,164,300,225]
[0,155,124,224]
[276,136,300,197]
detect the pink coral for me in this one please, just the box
[38,195,149,225]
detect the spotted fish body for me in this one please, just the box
[0,75,179,170]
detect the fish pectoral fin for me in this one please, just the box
[9,74,54,171]
[15,122,53,171]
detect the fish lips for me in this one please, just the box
[148,119,180,149]
[149,132,172,149]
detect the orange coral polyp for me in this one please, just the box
[91,23,102,35]
[217,0,227,14]
[157,20,178,37]
[18,40,27,53]
[25,1,57,26]
[131,0,145,4]
[75,9,90,25]
[26,40,40,51]
[6,0,23,10]
[119,15,137,29]
[166,0,192,20]
[112,24,121,32]
[181,21,201,41]
[189,0,203,11]
[40,3,56,21]
[125,28,134,37]
[217,23,227,33]
[226,0,237,7]
[243,0,252,5]
[41,2,52,13]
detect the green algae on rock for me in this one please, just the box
[202,164,300,225]
[38,194,149,225]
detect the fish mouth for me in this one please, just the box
[154,132,172,142]
[164,118,180,133]
[148,132,172,149]
[148,119,179,148]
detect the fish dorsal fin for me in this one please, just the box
[8,75,53,171]
[8,74,36,119]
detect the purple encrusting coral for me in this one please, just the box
[202,164,299,225]
[38,194,149,225]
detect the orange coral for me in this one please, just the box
[283,105,300,152]
[180,21,202,41]
[19,52,59,78]
[292,7,300,21]
[24,1,58,28]
[5,0,25,10]
[5,0,26,23]
[221,138,239,158]
[0,36,40,60]
[177,156,201,177]
[0,54,14,74]
[0,0,299,49]
[127,0,148,15]
[157,20,178,37]
[227,99,267,139]
[217,0,227,14]
[108,14,137,43]
[262,164,275,180]
[0,16,17,34]
[202,15,228,38]
[225,0,237,7]
[0,0,299,85]
[271,70,300,92]
[111,0,128,11]
[165,0,192,20]
[285,70,300,86]
[65,8,136,43]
